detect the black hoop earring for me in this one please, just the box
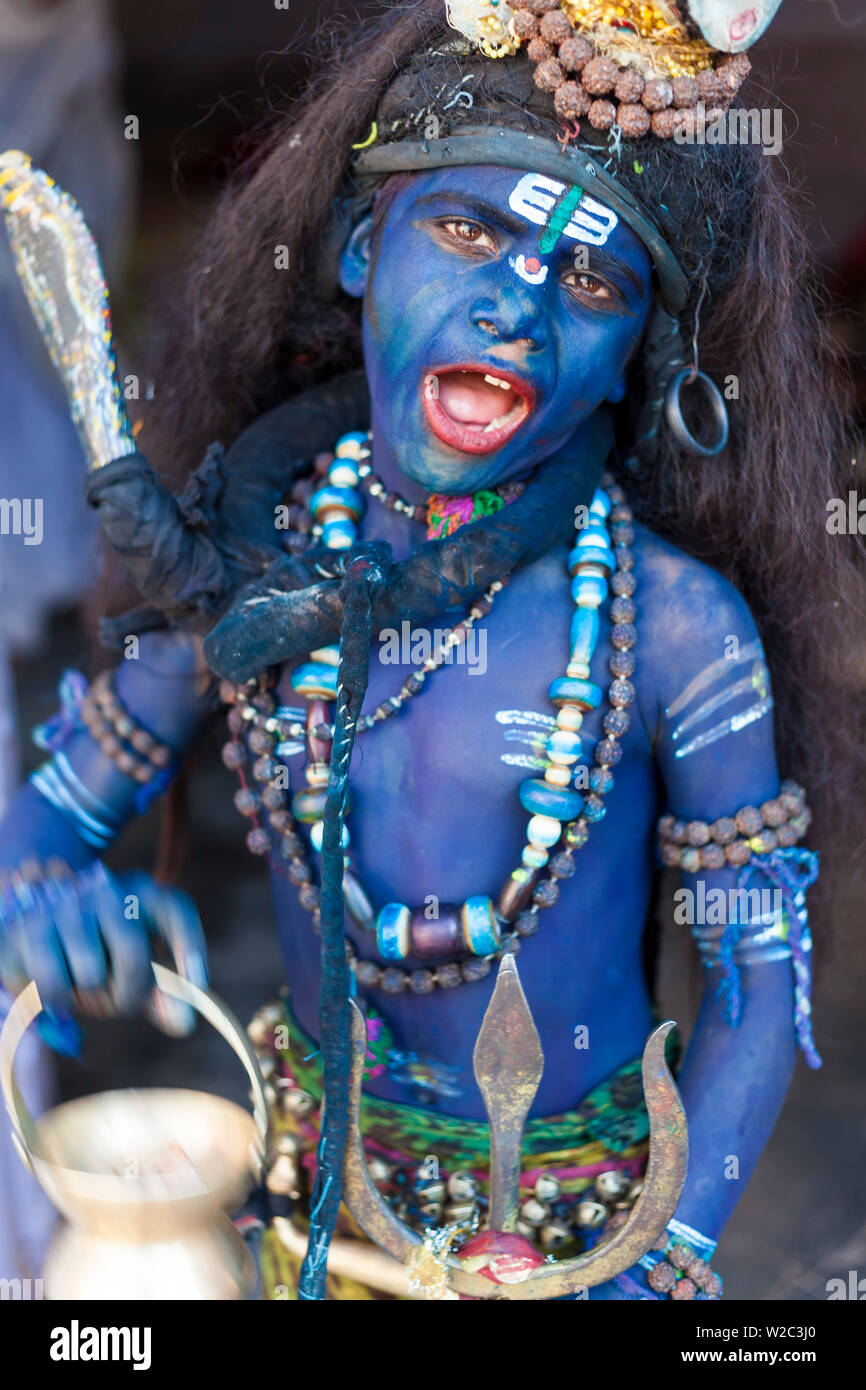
[664,369,729,458]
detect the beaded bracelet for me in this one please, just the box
[660,777,822,1067]
[81,671,174,785]
[628,1217,723,1300]
[644,1242,723,1300]
[657,780,811,872]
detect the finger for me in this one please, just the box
[15,908,74,1003]
[131,877,208,1037]
[52,883,108,995]
[133,877,209,989]
[88,876,153,1014]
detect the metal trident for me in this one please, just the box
[342,952,688,1298]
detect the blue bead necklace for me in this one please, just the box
[224,431,638,994]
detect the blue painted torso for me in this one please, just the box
[272,506,662,1120]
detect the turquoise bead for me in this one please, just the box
[335,430,369,458]
[310,485,365,522]
[568,544,615,576]
[522,844,548,869]
[569,607,599,663]
[310,820,349,852]
[292,787,327,823]
[571,573,608,608]
[589,488,611,518]
[461,896,501,955]
[527,814,563,847]
[376,903,411,960]
[291,662,338,699]
[548,676,602,710]
[309,645,340,667]
[322,518,357,549]
[575,523,609,548]
[519,778,583,821]
[328,458,360,488]
[546,729,582,760]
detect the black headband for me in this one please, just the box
[355,126,689,313]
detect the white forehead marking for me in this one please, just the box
[508,173,619,247]
[509,253,549,285]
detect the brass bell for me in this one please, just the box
[413,1176,446,1205]
[417,1200,445,1222]
[627,1177,645,1202]
[534,1172,560,1203]
[540,1220,572,1250]
[265,1150,301,1198]
[446,1170,478,1202]
[247,1003,281,1050]
[272,1132,301,1159]
[247,1016,272,1051]
[444,1201,477,1225]
[595,1169,631,1203]
[519,1197,548,1226]
[282,1087,315,1118]
[575,1199,608,1230]
[516,1219,537,1240]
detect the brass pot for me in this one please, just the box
[0,965,268,1300]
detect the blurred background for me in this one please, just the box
[1,0,864,1299]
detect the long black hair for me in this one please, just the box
[132,0,862,924]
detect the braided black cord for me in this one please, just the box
[297,543,391,1301]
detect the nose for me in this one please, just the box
[470,286,547,352]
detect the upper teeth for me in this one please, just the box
[484,374,512,391]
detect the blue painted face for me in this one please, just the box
[339,164,653,493]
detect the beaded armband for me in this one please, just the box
[657,782,821,1070]
[658,780,811,872]
[81,672,174,785]
[30,669,177,846]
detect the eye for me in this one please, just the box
[561,270,622,309]
[431,218,498,256]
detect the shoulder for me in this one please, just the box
[630,521,763,740]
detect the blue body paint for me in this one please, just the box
[0,166,807,1293]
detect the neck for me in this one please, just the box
[370,405,455,504]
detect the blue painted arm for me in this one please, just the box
[642,540,808,1250]
[0,630,216,1035]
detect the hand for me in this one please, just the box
[0,864,208,1041]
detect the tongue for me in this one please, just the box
[437,371,517,427]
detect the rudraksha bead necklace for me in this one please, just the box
[221,431,638,992]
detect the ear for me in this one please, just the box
[339,214,374,299]
[605,371,628,404]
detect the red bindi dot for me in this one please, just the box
[524,257,542,274]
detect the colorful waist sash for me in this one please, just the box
[250,998,680,1299]
[276,997,656,1170]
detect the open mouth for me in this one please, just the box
[422,365,534,455]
